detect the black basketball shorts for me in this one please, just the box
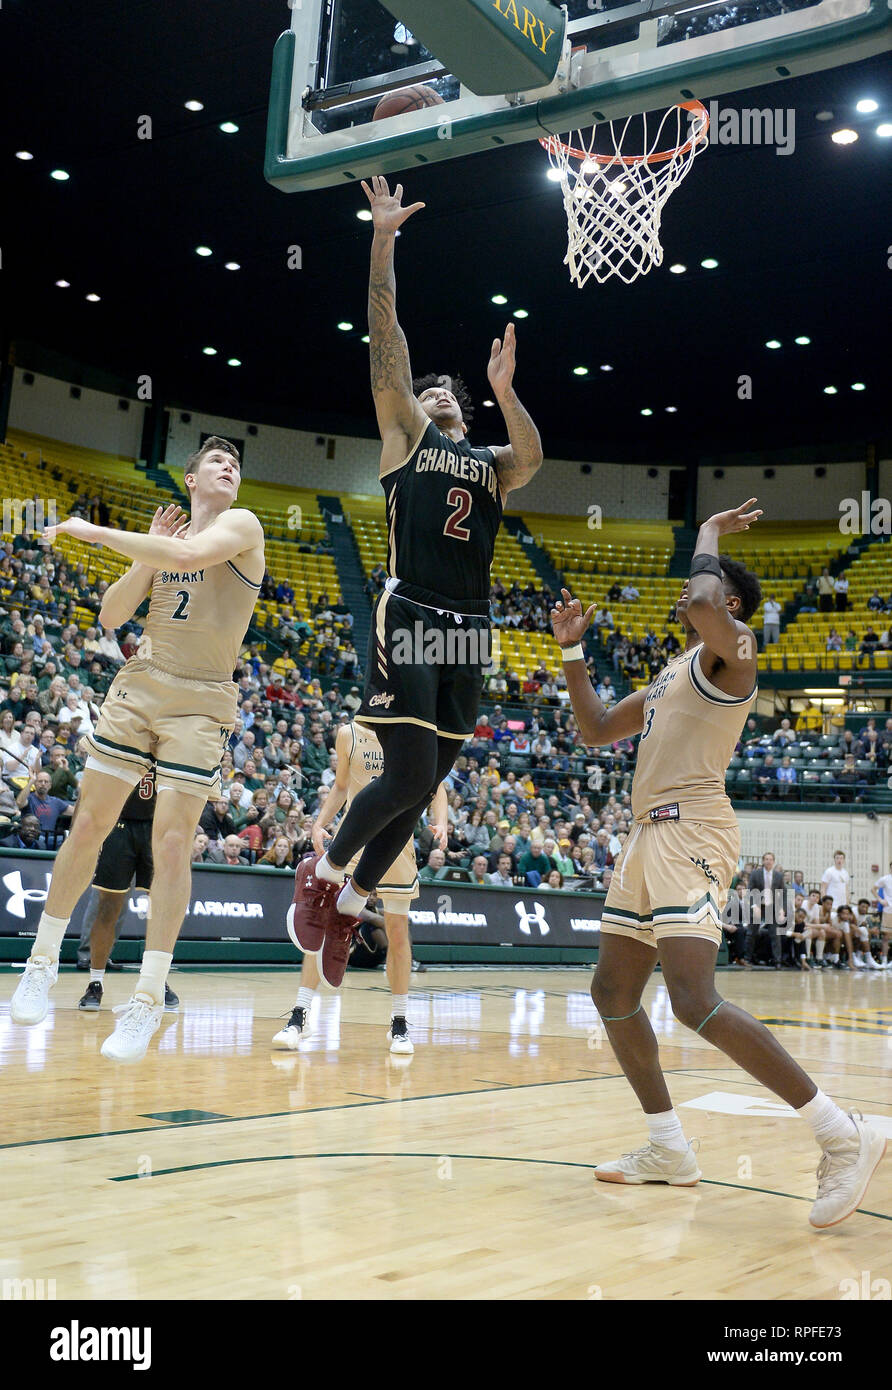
[355,590,491,741]
[93,819,154,893]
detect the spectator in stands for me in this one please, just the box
[14,768,74,845]
[607,581,622,602]
[762,595,781,645]
[859,626,880,664]
[191,831,211,863]
[209,834,250,866]
[596,675,616,708]
[772,717,795,747]
[473,714,495,744]
[834,574,849,611]
[754,753,778,800]
[200,797,238,842]
[257,835,298,870]
[867,588,884,612]
[817,568,835,612]
[419,848,445,880]
[518,840,554,886]
[1,813,41,850]
[47,744,77,800]
[620,581,639,602]
[825,628,842,652]
[776,756,797,797]
[593,606,614,632]
[275,579,295,606]
[488,853,515,887]
[469,855,490,885]
[797,580,818,614]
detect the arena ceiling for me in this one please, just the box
[4,0,890,463]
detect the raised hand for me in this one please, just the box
[487,321,517,400]
[148,503,190,539]
[705,497,763,535]
[40,517,101,547]
[360,176,425,234]
[551,587,595,649]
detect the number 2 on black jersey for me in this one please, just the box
[443,487,472,541]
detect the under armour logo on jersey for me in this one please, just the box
[3,870,51,919]
[515,900,550,937]
[116,690,128,699]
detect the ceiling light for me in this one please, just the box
[224,261,240,270]
[85,293,100,302]
[877,123,892,138]
[546,168,563,182]
[765,339,782,349]
[483,399,495,407]
[640,408,653,416]
[203,347,217,356]
[513,309,529,319]
[823,385,837,395]
[794,335,811,345]
[600,364,613,372]
[227,358,241,367]
[700,257,718,269]
[581,158,600,175]
[491,294,508,305]
[831,128,858,144]
[815,110,834,121]
[195,245,212,257]
[856,98,878,114]
[356,208,373,221]
[665,406,678,413]
[361,335,370,344]
[55,279,70,288]
[573,366,589,376]
[185,100,204,112]
[15,151,34,161]
[337,321,353,332]
[850,382,866,391]
[219,122,239,134]
[50,169,70,181]
[669,263,686,274]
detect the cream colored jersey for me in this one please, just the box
[140,552,262,681]
[630,643,756,825]
[347,721,386,802]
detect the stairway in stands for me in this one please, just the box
[144,465,188,507]
[317,495,372,665]
[668,525,698,578]
[501,515,564,593]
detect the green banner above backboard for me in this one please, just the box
[378,0,567,94]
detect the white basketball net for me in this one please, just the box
[542,102,710,287]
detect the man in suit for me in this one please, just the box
[746,851,789,967]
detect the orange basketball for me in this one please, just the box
[373,85,445,121]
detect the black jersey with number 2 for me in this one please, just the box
[381,419,503,607]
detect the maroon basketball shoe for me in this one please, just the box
[288,853,342,954]
[320,914,361,989]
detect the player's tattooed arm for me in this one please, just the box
[362,177,428,445]
[487,324,543,495]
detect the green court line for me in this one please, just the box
[0,1072,625,1153]
[105,1150,892,1221]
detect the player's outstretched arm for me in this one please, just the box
[550,588,647,746]
[43,508,262,573]
[99,504,189,629]
[488,323,543,497]
[361,176,428,456]
[684,499,761,688]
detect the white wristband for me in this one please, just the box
[560,643,584,663]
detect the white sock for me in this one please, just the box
[135,950,172,1008]
[815,939,825,960]
[391,993,409,1020]
[797,1089,857,1148]
[646,1108,688,1152]
[32,911,69,964]
[296,986,315,1011]
[90,969,105,985]
[315,853,343,886]
[337,880,369,916]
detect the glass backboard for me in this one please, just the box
[265,0,892,192]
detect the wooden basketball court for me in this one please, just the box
[1,966,889,1301]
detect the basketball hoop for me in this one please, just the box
[541,100,710,287]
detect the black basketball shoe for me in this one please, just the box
[78,981,103,1012]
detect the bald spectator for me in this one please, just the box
[419,848,446,880]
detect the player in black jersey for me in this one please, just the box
[296,175,544,939]
[76,766,178,1013]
